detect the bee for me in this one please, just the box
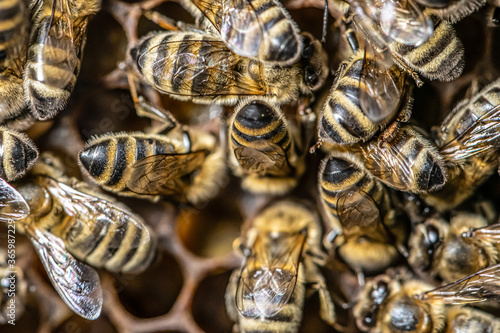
[409,213,500,283]
[0,0,31,127]
[318,47,413,146]
[131,30,328,105]
[225,201,336,333]
[354,267,500,333]
[228,98,307,194]
[349,0,464,84]
[318,152,408,276]
[422,78,500,211]
[1,152,157,320]
[357,124,447,194]
[78,101,226,204]
[422,0,499,23]
[0,249,28,324]
[24,0,101,121]
[178,0,302,65]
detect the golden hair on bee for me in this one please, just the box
[424,0,487,23]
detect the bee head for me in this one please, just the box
[300,33,328,92]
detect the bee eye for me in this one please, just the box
[302,45,314,60]
[362,311,376,328]
[305,67,319,87]
[371,280,389,304]
[426,225,440,245]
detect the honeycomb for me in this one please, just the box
[0,0,499,332]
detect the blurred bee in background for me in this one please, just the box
[409,213,500,283]
[177,0,303,65]
[357,124,448,194]
[422,0,500,23]
[228,98,308,195]
[24,0,101,120]
[2,152,157,320]
[422,78,500,212]
[0,249,28,324]
[318,152,409,278]
[130,29,328,105]
[226,201,336,333]
[0,0,34,129]
[78,94,226,204]
[346,0,464,85]
[318,45,413,146]
[354,267,500,333]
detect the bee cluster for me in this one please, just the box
[0,0,500,332]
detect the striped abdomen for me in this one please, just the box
[390,20,464,82]
[54,200,155,274]
[360,125,447,193]
[0,0,26,69]
[425,0,486,23]
[0,127,38,181]
[319,153,388,225]
[238,266,305,333]
[319,53,379,145]
[79,133,180,195]
[24,15,81,120]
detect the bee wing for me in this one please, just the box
[359,48,406,125]
[337,189,381,230]
[124,151,209,195]
[235,231,306,318]
[234,142,290,176]
[417,264,500,304]
[137,39,267,96]
[36,0,78,88]
[26,226,102,320]
[190,0,273,59]
[0,179,30,222]
[465,222,500,241]
[40,176,153,251]
[439,104,500,163]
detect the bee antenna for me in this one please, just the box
[309,139,323,154]
[321,0,329,43]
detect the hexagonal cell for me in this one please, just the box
[116,253,183,318]
[52,314,117,333]
[192,271,233,333]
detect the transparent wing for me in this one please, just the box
[137,39,267,96]
[234,142,290,176]
[417,264,500,304]
[0,179,30,222]
[439,105,500,163]
[235,230,306,318]
[337,189,381,231]
[464,222,500,241]
[359,47,407,125]
[26,226,102,320]
[191,0,266,58]
[39,177,153,256]
[124,151,209,195]
[37,0,78,88]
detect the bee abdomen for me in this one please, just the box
[319,58,378,145]
[0,0,25,58]
[79,133,177,192]
[0,127,38,181]
[392,21,464,82]
[425,0,486,23]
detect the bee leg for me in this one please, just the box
[303,258,336,326]
[297,97,317,153]
[322,0,329,43]
[141,10,180,31]
[389,51,424,87]
[225,270,240,323]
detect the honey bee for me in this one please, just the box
[409,213,500,283]
[0,250,28,324]
[318,47,412,146]
[318,152,408,276]
[178,0,302,65]
[354,267,500,333]
[78,101,226,204]
[131,30,328,105]
[1,153,157,319]
[349,0,464,84]
[228,98,307,194]
[24,0,101,120]
[423,0,496,23]
[357,124,447,194]
[225,201,336,332]
[422,78,500,211]
[0,0,31,127]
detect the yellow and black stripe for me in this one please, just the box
[0,0,25,68]
[360,125,447,194]
[0,127,38,181]
[79,132,181,195]
[390,20,464,82]
[319,51,379,145]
